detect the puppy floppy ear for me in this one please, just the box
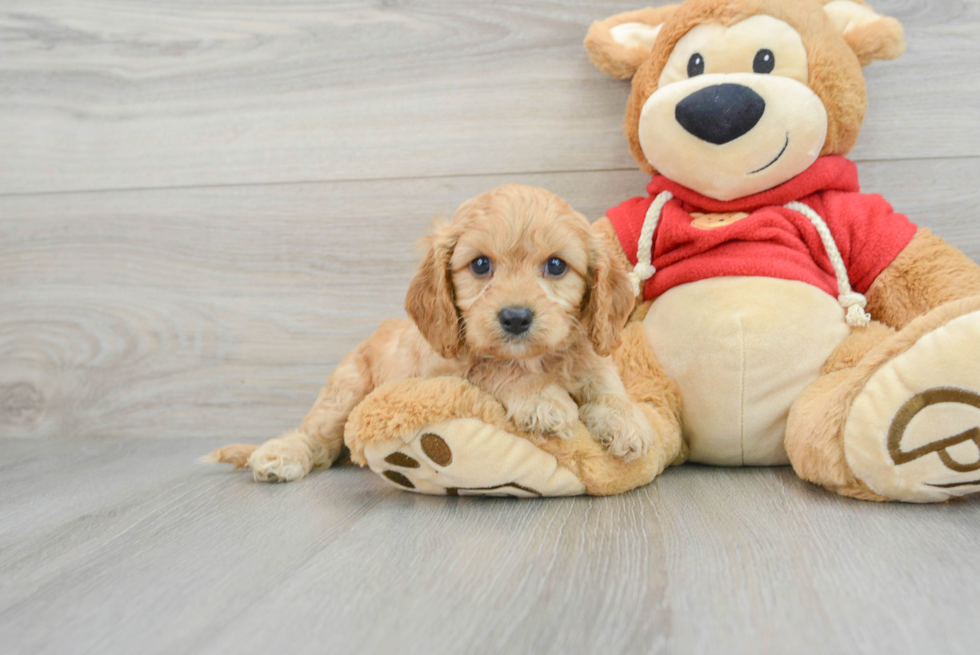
[823,0,905,65]
[584,5,679,80]
[582,219,636,357]
[405,219,463,359]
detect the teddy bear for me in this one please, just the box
[221,0,980,503]
[575,0,980,503]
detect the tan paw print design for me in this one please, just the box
[844,309,980,502]
[362,419,586,497]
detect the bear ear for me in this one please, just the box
[585,5,680,80]
[823,0,905,66]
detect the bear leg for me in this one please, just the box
[786,296,980,502]
[343,323,686,497]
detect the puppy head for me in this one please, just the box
[405,185,634,360]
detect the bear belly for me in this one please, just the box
[643,277,851,466]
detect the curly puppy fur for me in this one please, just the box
[208,184,652,481]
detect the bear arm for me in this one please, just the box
[865,228,980,330]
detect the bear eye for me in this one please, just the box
[545,257,568,277]
[687,53,705,77]
[753,49,775,74]
[470,256,492,277]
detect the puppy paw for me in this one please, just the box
[580,401,656,462]
[247,435,314,482]
[509,386,579,440]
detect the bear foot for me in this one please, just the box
[362,419,587,497]
[844,299,980,502]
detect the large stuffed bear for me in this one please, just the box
[580,0,980,503]
[215,0,980,503]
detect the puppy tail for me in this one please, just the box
[201,444,258,470]
[204,327,380,475]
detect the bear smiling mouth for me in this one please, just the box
[748,133,790,175]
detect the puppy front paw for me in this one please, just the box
[509,387,580,440]
[247,436,314,482]
[580,401,656,462]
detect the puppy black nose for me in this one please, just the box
[675,83,766,145]
[499,307,534,336]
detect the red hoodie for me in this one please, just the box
[607,156,918,301]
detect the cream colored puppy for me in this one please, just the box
[209,184,655,481]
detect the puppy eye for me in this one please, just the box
[687,53,705,77]
[470,256,493,277]
[753,49,775,74]
[545,257,568,277]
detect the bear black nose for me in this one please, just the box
[499,307,534,336]
[675,83,766,145]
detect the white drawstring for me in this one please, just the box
[626,193,871,329]
[627,191,673,297]
[784,201,871,328]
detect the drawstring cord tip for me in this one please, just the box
[840,292,871,328]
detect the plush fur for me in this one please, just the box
[585,0,905,177]
[209,185,655,481]
[344,323,686,495]
[345,377,509,466]
[786,296,980,499]
[584,5,680,80]
[584,0,980,501]
[776,223,980,495]
[866,228,980,329]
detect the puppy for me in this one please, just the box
[209,184,655,482]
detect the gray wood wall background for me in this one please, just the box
[2,0,979,442]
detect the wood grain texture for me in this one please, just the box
[1,0,979,195]
[0,438,978,655]
[2,159,978,441]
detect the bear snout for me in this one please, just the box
[675,83,766,145]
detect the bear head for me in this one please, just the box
[585,0,905,201]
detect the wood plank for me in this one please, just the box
[0,438,978,654]
[2,158,978,441]
[0,0,978,195]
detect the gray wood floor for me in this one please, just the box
[2,438,980,655]
[2,1,980,653]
